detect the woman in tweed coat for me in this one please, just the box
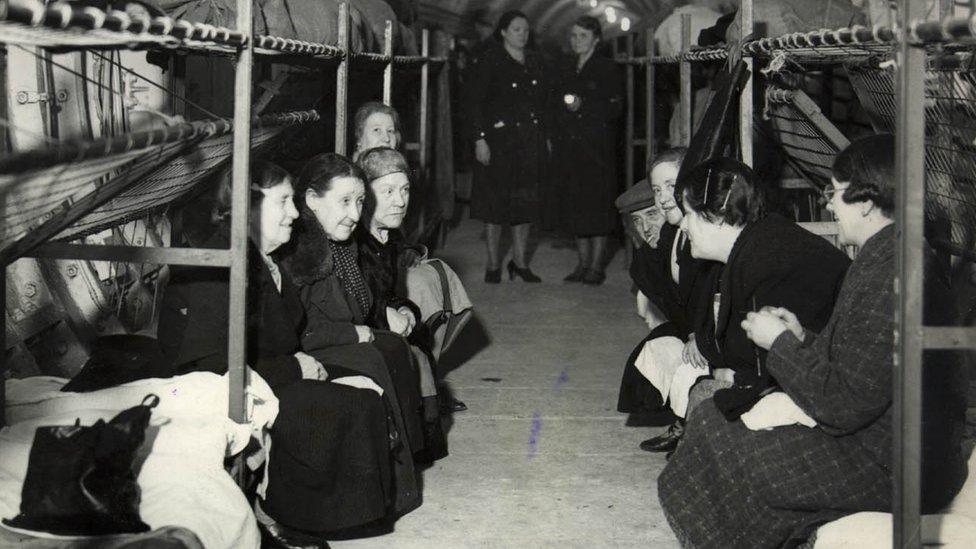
[657,134,968,548]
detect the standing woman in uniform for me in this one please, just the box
[550,16,623,285]
[467,10,548,283]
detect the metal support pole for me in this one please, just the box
[679,14,692,147]
[739,0,754,166]
[382,20,393,106]
[645,28,655,166]
[1,267,6,427]
[228,0,254,426]
[625,34,635,187]
[335,2,350,154]
[419,29,430,173]
[894,0,927,545]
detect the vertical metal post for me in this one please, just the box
[335,2,350,155]
[382,20,394,106]
[419,29,430,173]
[679,14,692,146]
[228,0,253,425]
[645,28,655,166]
[625,34,635,188]
[739,0,754,166]
[894,0,926,545]
[1,268,6,427]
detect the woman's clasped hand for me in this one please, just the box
[294,351,328,380]
[740,306,806,350]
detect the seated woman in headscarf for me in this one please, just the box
[355,146,448,460]
[659,134,968,548]
[351,103,473,411]
[280,153,424,518]
[158,162,393,548]
[636,157,851,453]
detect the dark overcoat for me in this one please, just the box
[695,214,850,389]
[659,225,968,548]
[156,232,393,532]
[547,53,623,236]
[280,217,425,516]
[466,41,549,225]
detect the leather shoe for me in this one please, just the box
[581,268,606,285]
[639,419,684,453]
[441,397,467,412]
[563,265,585,283]
[258,520,330,549]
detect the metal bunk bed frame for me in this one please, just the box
[611,0,976,545]
[0,0,448,475]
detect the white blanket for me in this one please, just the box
[634,336,707,418]
[1,372,279,549]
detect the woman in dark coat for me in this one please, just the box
[355,146,449,460]
[660,134,967,548]
[549,16,623,284]
[638,158,851,453]
[157,162,393,546]
[466,10,548,283]
[280,153,425,515]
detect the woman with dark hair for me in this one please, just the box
[280,152,424,519]
[549,15,623,285]
[659,134,967,548]
[637,157,851,452]
[466,9,548,283]
[158,162,394,547]
[351,102,402,161]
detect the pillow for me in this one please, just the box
[62,335,176,393]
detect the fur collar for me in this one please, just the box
[281,210,337,286]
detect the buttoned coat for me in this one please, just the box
[466,41,549,225]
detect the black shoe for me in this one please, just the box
[485,268,501,283]
[581,268,606,285]
[639,419,684,453]
[507,260,542,282]
[563,265,585,283]
[440,397,467,413]
[258,521,330,549]
[625,408,678,427]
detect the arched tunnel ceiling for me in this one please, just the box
[418,0,698,49]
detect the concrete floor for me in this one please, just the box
[333,219,680,548]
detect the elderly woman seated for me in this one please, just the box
[658,134,969,548]
[634,157,851,454]
[355,146,449,459]
[281,153,425,519]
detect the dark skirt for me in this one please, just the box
[309,333,424,516]
[546,133,619,236]
[262,380,392,532]
[658,401,891,548]
[471,123,547,225]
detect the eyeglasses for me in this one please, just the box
[821,185,849,203]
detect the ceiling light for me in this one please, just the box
[605,6,616,23]
[621,16,631,31]
[589,0,598,7]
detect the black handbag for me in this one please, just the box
[2,394,160,536]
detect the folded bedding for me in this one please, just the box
[1,372,279,549]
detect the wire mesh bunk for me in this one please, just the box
[0,110,319,258]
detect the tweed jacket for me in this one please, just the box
[768,224,967,502]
